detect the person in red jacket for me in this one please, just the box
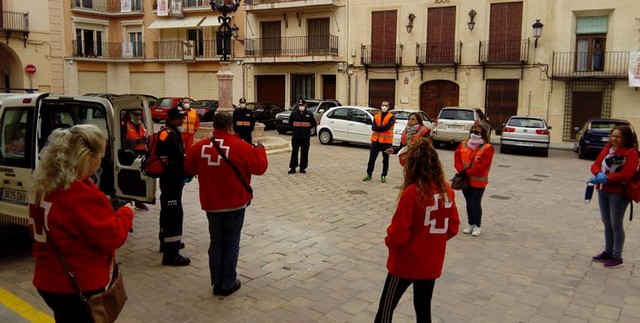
[589,125,639,269]
[30,124,135,323]
[374,139,460,323]
[184,112,268,297]
[454,124,494,237]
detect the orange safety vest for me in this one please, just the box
[182,108,200,134]
[401,125,431,146]
[125,121,147,150]
[370,113,394,144]
[459,142,491,188]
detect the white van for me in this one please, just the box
[0,93,156,226]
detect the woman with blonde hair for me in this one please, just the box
[375,139,460,323]
[30,124,135,322]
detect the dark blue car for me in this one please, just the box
[574,118,632,159]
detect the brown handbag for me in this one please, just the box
[450,144,485,190]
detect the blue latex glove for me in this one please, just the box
[588,172,608,184]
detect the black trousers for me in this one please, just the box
[159,177,184,255]
[238,131,252,145]
[462,187,485,227]
[374,273,436,323]
[367,141,392,177]
[289,136,310,169]
[38,288,103,323]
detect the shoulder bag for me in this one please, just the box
[450,144,484,191]
[211,137,254,204]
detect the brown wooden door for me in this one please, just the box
[369,79,396,109]
[571,92,603,139]
[308,18,330,55]
[485,79,519,129]
[427,7,456,64]
[371,11,397,65]
[322,75,336,100]
[261,21,281,56]
[256,75,285,109]
[420,81,459,118]
[489,2,523,62]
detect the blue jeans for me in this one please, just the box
[462,187,485,227]
[597,191,629,258]
[206,209,246,289]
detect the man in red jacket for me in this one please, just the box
[184,112,268,297]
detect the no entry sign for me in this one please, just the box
[25,64,36,75]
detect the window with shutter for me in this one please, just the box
[261,21,281,56]
[371,11,397,65]
[489,2,523,62]
[427,7,456,64]
[308,18,330,55]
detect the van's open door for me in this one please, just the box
[112,95,156,204]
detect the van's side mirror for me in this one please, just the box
[574,126,580,132]
[318,109,325,114]
[548,126,552,130]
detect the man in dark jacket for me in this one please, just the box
[288,100,317,174]
[232,98,255,144]
[156,107,190,266]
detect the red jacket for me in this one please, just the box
[385,184,460,280]
[454,142,494,188]
[591,143,639,195]
[184,129,268,211]
[32,179,133,293]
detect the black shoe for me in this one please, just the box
[162,253,191,266]
[288,168,296,174]
[159,242,185,253]
[213,280,241,296]
[299,169,306,173]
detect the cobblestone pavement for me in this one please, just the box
[1,131,640,323]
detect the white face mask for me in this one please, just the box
[177,126,184,132]
[298,106,305,112]
[381,106,389,113]
[183,103,190,109]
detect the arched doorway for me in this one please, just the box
[0,43,24,92]
[419,80,459,118]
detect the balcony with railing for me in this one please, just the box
[361,44,403,79]
[416,42,462,66]
[552,51,629,79]
[1,10,30,42]
[478,39,529,64]
[71,0,144,15]
[244,35,338,62]
[72,41,145,59]
[244,0,339,11]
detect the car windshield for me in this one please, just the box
[591,121,628,130]
[367,109,381,117]
[508,118,545,128]
[191,100,214,108]
[159,98,173,107]
[391,111,411,120]
[440,109,474,120]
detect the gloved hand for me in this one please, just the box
[588,172,608,184]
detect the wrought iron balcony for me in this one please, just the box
[416,42,462,65]
[552,51,629,79]
[478,39,529,64]
[361,44,403,66]
[72,0,143,14]
[244,0,339,11]
[245,35,338,58]
[1,10,29,35]
[72,41,145,59]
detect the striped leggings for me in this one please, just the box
[374,273,436,323]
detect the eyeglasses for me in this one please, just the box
[470,130,481,135]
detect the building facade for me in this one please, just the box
[1,0,64,94]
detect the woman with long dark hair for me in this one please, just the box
[374,139,459,322]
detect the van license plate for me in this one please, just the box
[1,188,27,204]
[516,142,534,147]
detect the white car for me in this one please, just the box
[317,106,381,145]
[390,109,433,149]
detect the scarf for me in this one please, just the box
[467,134,485,150]
[405,124,420,141]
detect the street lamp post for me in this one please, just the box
[210,0,241,113]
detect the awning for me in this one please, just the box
[199,16,222,28]
[148,16,205,29]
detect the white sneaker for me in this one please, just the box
[462,224,474,234]
[471,226,482,237]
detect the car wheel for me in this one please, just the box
[540,148,549,158]
[432,140,441,148]
[578,145,588,159]
[319,129,333,144]
[500,145,509,154]
[310,126,317,136]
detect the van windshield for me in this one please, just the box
[0,107,32,168]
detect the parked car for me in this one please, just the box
[317,106,381,145]
[275,99,342,135]
[191,99,218,122]
[151,97,192,122]
[246,102,285,129]
[390,109,434,150]
[84,93,158,108]
[500,116,551,157]
[574,118,632,159]
[432,107,491,146]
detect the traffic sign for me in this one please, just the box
[25,64,36,75]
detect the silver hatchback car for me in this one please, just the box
[500,116,551,157]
